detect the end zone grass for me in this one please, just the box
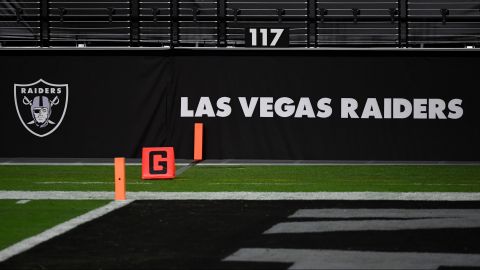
[1,165,480,192]
[0,200,107,250]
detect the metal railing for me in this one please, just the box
[1,0,480,47]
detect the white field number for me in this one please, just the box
[249,28,284,47]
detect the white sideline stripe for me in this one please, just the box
[0,200,132,262]
[1,191,480,201]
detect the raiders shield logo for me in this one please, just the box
[14,79,68,137]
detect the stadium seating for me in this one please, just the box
[1,0,480,47]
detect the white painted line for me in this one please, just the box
[1,162,479,166]
[208,182,479,186]
[176,161,198,176]
[1,191,480,201]
[224,248,480,269]
[207,182,313,185]
[37,182,110,185]
[36,181,152,185]
[0,163,135,166]
[28,181,478,187]
[0,200,132,262]
[290,208,480,218]
[0,191,113,200]
[265,217,480,234]
[264,208,480,234]
[15,200,30,204]
[0,163,189,166]
[197,163,480,166]
[383,183,479,186]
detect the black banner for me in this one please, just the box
[0,50,479,161]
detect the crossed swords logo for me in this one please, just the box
[22,95,60,125]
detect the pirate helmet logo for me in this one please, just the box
[14,79,68,137]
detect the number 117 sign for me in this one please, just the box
[245,28,289,47]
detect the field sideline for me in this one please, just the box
[1,163,480,269]
[1,164,480,192]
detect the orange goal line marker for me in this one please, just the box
[194,123,203,161]
[114,157,126,201]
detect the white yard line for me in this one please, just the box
[207,182,479,186]
[176,161,199,175]
[0,163,139,166]
[15,200,30,204]
[0,162,187,166]
[1,162,479,166]
[36,181,152,185]
[1,191,480,201]
[207,182,314,185]
[0,200,132,262]
[28,181,479,187]
[197,163,480,166]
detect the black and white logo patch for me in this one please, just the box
[14,79,68,137]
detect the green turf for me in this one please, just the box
[0,200,107,250]
[0,165,479,251]
[0,165,480,192]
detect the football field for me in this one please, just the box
[1,163,480,269]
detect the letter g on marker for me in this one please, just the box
[142,147,176,180]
